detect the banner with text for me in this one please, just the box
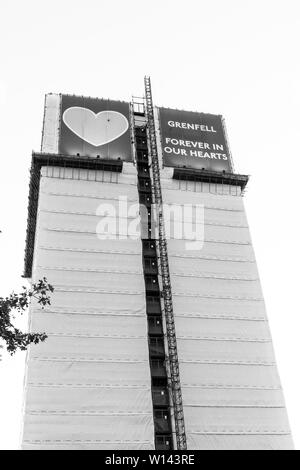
[158,107,232,172]
[60,95,132,161]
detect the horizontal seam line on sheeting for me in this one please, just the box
[37,266,142,275]
[173,293,263,301]
[188,431,291,435]
[26,411,152,416]
[30,357,149,363]
[43,228,250,245]
[27,383,150,388]
[37,266,259,281]
[182,384,282,390]
[31,310,144,317]
[39,246,140,255]
[170,237,251,245]
[54,287,143,295]
[39,209,138,220]
[180,361,275,366]
[202,221,248,228]
[172,273,258,281]
[53,287,266,298]
[41,191,138,201]
[177,336,270,342]
[160,220,250,228]
[170,254,255,263]
[31,334,272,345]
[42,333,147,339]
[175,314,266,322]
[162,194,243,212]
[45,228,143,235]
[23,440,152,444]
[183,405,285,409]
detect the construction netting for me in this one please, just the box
[160,169,293,450]
[22,165,155,450]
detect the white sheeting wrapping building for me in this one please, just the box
[160,170,293,450]
[21,92,293,450]
[22,165,155,450]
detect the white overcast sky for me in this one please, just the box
[1,0,300,450]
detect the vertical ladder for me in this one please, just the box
[144,76,187,450]
[132,97,173,450]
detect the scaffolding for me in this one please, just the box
[144,76,187,450]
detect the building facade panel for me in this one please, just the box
[22,166,155,449]
[160,171,293,450]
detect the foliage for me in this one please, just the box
[0,278,54,354]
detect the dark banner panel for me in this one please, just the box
[159,107,232,172]
[60,95,132,161]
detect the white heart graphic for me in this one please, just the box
[62,107,129,147]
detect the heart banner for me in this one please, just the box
[63,108,129,147]
[59,95,132,161]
